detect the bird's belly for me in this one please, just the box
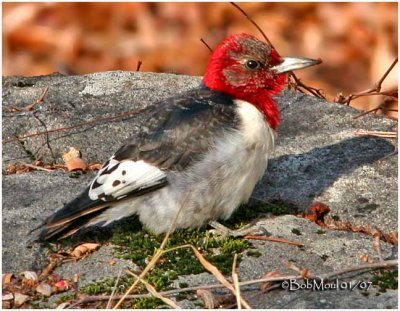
[138,101,275,234]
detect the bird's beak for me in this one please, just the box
[271,57,321,74]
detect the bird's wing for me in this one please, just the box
[36,87,239,240]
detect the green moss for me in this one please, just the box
[331,215,340,221]
[371,269,398,292]
[79,201,293,308]
[133,297,164,309]
[81,275,135,295]
[110,216,252,283]
[247,250,262,257]
[56,294,75,303]
[316,229,326,235]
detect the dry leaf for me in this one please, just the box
[70,243,100,257]
[197,289,216,308]
[62,147,87,171]
[259,271,282,292]
[2,294,13,309]
[73,273,80,283]
[359,254,369,263]
[14,293,29,307]
[2,293,14,301]
[301,201,330,225]
[189,245,251,309]
[109,259,116,266]
[55,280,69,291]
[20,271,38,281]
[2,274,14,286]
[56,302,70,309]
[36,283,52,296]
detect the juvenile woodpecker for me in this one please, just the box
[36,33,319,241]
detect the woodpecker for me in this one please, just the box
[35,33,319,241]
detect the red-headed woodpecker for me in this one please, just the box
[35,33,319,241]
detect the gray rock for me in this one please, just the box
[2,72,397,308]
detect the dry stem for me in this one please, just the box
[67,259,397,308]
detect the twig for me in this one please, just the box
[354,130,397,139]
[124,269,181,309]
[353,98,398,120]
[200,38,213,52]
[373,235,384,263]
[288,73,326,99]
[67,259,397,308]
[244,235,304,246]
[230,2,273,48]
[6,86,49,112]
[15,160,54,172]
[113,192,191,309]
[162,244,251,308]
[3,108,142,144]
[336,57,398,106]
[231,254,242,309]
[136,61,142,72]
[106,269,123,309]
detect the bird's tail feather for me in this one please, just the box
[30,187,112,242]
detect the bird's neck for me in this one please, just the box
[239,91,280,130]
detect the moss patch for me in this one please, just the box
[80,201,294,308]
[371,269,398,292]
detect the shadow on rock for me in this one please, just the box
[254,136,395,209]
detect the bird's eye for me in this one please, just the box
[245,60,261,70]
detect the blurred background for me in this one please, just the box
[2,2,398,118]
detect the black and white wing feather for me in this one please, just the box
[35,87,239,241]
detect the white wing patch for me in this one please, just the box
[89,158,166,201]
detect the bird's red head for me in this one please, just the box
[203,33,286,130]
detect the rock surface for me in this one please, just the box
[2,72,397,308]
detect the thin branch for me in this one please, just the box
[354,130,397,139]
[136,61,142,72]
[232,254,242,310]
[106,269,123,309]
[15,161,54,172]
[336,57,398,106]
[113,192,191,309]
[200,38,213,52]
[124,269,181,309]
[3,108,142,144]
[67,259,397,308]
[6,86,49,112]
[230,2,273,48]
[288,73,326,99]
[244,235,304,246]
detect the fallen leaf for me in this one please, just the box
[359,254,369,263]
[2,274,14,286]
[55,280,69,291]
[36,283,52,297]
[62,147,87,171]
[70,243,100,257]
[56,302,70,309]
[14,293,29,307]
[300,201,330,225]
[73,273,80,283]
[197,289,216,309]
[20,271,38,281]
[109,259,116,266]
[2,293,14,301]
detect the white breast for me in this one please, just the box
[136,99,275,233]
[234,99,275,152]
